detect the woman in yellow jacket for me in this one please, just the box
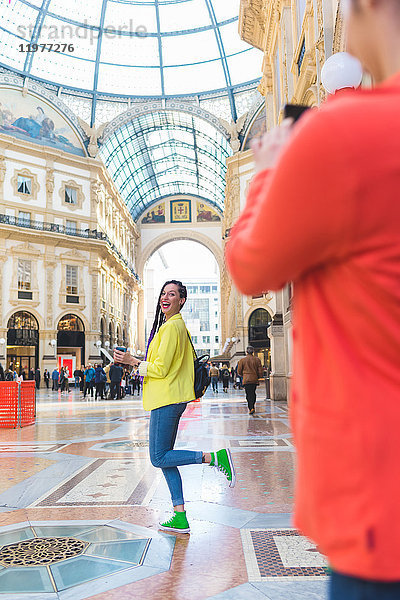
[114,280,235,533]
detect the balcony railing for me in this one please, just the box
[0,213,141,283]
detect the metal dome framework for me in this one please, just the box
[100,109,231,221]
[0,0,262,123]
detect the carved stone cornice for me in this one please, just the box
[239,0,267,51]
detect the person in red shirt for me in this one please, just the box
[226,0,400,598]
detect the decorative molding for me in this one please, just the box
[11,167,40,202]
[239,0,267,51]
[58,179,84,211]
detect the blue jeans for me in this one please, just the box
[211,376,218,391]
[330,571,400,599]
[149,403,202,506]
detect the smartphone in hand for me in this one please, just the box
[283,104,311,123]
[114,346,127,365]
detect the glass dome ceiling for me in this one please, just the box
[100,110,231,221]
[0,0,262,119]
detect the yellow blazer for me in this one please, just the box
[140,313,195,411]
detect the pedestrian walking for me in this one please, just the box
[34,368,41,390]
[114,279,235,534]
[109,362,123,399]
[209,363,219,393]
[51,368,59,391]
[237,347,263,414]
[221,364,230,393]
[83,364,95,398]
[94,363,106,399]
[43,369,50,389]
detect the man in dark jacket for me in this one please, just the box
[109,362,123,399]
[237,346,263,414]
[34,368,41,389]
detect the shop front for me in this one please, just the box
[7,311,39,374]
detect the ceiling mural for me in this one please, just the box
[0,86,85,156]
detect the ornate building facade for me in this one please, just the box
[220,0,347,400]
[0,79,140,377]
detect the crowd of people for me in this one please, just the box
[0,361,142,399]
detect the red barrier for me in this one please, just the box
[0,381,36,428]
[20,381,36,427]
[0,382,18,428]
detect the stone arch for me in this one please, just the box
[4,307,45,331]
[138,230,224,280]
[243,303,274,327]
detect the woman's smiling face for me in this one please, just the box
[160,283,184,319]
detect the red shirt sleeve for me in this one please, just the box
[225,109,356,294]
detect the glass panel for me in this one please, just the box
[0,28,27,70]
[17,176,32,195]
[227,49,262,85]
[162,30,220,66]
[65,187,77,204]
[50,555,133,591]
[30,51,96,90]
[210,0,241,22]
[18,211,31,225]
[37,15,98,60]
[65,220,77,233]
[85,539,148,563]
[18,259,31,290]
[164,60,226,95]
[32,525,96,538]
[66,265,78,295]
[0,527,34,547]
[97,64,162,95]
[0,567,53,594]
[1,2,39,38]
[48,0,103,24]
[101,32,159,66]
[159,0,211,32]
[104,1,157,34]
[220,20,252,55]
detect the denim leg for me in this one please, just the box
[149,403,203,506]
[330,571,400,600]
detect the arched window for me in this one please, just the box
[58,314,84,331]
[248,309,272,349]
[7,311,38,330]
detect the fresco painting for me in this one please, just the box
[196,202,221,222]
[0,87,85,156]
[142,203,166,223]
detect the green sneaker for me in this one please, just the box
[210,448,236,488]
[159,510,190,534]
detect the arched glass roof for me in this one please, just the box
[0,0,262,120]
[100,110,231,221]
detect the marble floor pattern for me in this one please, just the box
[0,386,328,599]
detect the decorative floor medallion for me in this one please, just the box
[0,537,88,567]
[0,521,175,598]
[241,528,329,581]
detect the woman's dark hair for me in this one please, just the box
[148,280,187,342]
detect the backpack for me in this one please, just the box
[187,332,210,398]
[100,371,107,383]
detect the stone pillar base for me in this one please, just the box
[270,374,287,401]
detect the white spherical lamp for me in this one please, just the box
[321,52,363,95]
[104,340,110,348]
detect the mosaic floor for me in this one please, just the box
[0,386,328,599]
